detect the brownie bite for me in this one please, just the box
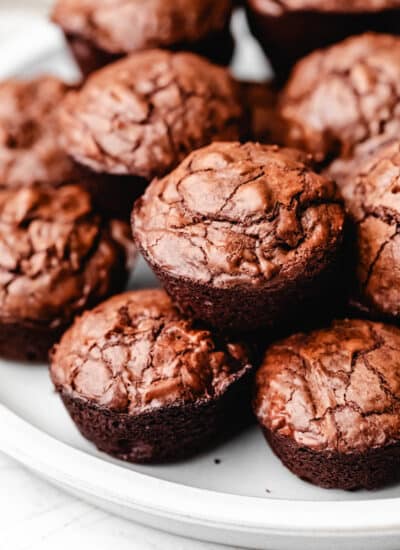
[246,1,400,82]
[51,0,234,76]
[133,142,345,332]
[50,289,253,463]
[279,33,400,163]
[329,139,400,321]
[59,50,244,188]
[0,184,134,361]
[254,319,400,490]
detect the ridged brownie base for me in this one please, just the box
[246,7,400,82]
[65,26,234,78]
[0,321,63,362]
[142,247,346,334]
[59,366,253,463]
[264,428,400,490]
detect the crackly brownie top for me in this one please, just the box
[52,0,232,55]
[59,49,243,178]
[51,289,252,412]
[0,76,79,188]
[329,139,400,219]
[254,319,400,453]
[329,139,400,316]
[280,33,400,162]
[0,184,132,327]
[248,0,400,14]
[133,142,344,289]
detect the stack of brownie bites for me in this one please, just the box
[5,0,400,490]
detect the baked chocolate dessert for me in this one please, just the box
[0,184,134,361]
[246,0,400,81]
[52,0,234,76]
[280,33,400,163]
[50,289,253,463]
[133,142,345,332]
[59,50,244,183]
[328,139,400,322]
[254,319,400,490]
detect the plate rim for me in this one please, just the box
[2,402,400,538]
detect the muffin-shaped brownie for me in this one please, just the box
[50,289,253,462]
[0,184,133,361]
[0,76,78,188]
[246,1,400,82]
[254,319,400,490]
[52,0,234,76]
[60,50,244,184]
[133,142,345,332]
[329,139,400,321]
[280,33,400,163]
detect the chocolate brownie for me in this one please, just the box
[50,289,253,462]
[246,1,400,82]
[0,184,134,361]
[132,142,345,332]
[59,50,244,180]
[254,319,400,490]
[279,33,400,163]
[52,0,234,76]
[328,139,400,321]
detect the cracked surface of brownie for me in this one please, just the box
[279,33,400,162]
[0,184,133,361]
[50,289,253,462]
[254,318,400,489]
[133,141,345,331]
[329,139,400,320]
[0,76,79,188]
[59,50,244,178]
[52,0,232,57]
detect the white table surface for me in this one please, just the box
[0,450,235,550]
[0,3,237,549]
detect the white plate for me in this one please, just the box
[1,12,400,550]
